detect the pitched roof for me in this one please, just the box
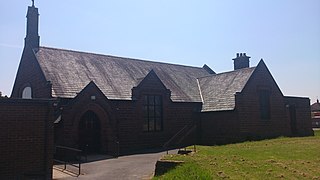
[198,67,255,112]
[311,100,320,111]
[35,47,210,102]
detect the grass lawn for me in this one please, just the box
[154,130,320,180]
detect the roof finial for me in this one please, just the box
[32,0,35,7]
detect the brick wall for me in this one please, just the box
[236,62,290,139]
[11,46,51,98]
[116,71,201,153]
[200,110,240,145]
[198,62,295,144]
[0,99,54,179]
[284,96,314,136]
[57,72,201,155]
[116,99,200,154]
[58,82,117,155]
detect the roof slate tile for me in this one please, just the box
[35,46,257,111]
[198,67,255,111]
[36,47,209,102]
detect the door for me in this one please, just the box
[79,111,101,153]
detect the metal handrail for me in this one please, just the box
[163,120,196,151]
[54,145,83,176]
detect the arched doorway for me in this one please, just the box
[79,111,101,153]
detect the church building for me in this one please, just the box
[11,4,313,155]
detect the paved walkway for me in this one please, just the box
[53,150,177,180]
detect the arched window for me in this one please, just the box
[22,86,32,99]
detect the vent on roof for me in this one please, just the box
[232,53,250,70]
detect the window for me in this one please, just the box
[143,95,163,132]
[259,90,270,119]
[22,86,32,99]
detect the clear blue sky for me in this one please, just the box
[1,0,319,103]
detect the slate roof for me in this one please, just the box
[35,47,210,102]
[311,100,320,112]
[198,67,256,112]
[34,46,258,111]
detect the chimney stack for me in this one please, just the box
[232,53,250,70]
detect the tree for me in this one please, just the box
[0,91,8,98]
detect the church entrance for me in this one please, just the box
[79,111,101,153]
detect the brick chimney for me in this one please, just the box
[232,53,250,70]
[25,0,40,50]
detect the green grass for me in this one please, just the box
[154,130,320,180]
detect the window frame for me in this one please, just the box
[259,89,271,120]
[142,95,163,132]
[22,86,32,99]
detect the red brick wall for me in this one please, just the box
[200,110,240,145]
[284,96,314,136]
[57,82,117,155]
[11,47,51,98]
[199,62,294,144]
[116,99,200,154]
[236,62,291,138]
[57,72,201,155]
[0,99,53,179]
[116,71,201,153]
[199,62,313,144]
[116,72,201,153]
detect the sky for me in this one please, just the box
[0,0,319,103]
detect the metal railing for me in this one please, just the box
[53,145,83,176]
[163,120,197,154]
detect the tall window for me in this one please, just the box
[259,90,270,120]
[22,86,32,99]
[143,95,163,132]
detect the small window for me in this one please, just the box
[143,95,163,132]
[22,87,32,99]
[259,90,270,119]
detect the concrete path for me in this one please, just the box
[53,150,177,180]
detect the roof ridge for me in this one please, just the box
[39,46,205,70]
[197,67,256,79]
